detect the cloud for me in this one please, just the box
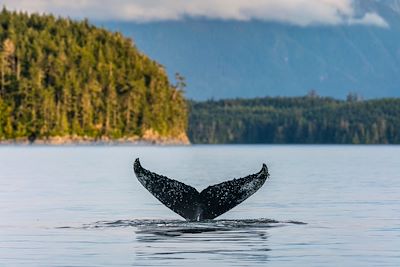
[348,12,389,27]
[0,0,389,27]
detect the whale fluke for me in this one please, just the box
[133,158,270,221]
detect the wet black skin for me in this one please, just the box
[133,158,270,221]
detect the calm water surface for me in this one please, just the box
[0,145,399,266]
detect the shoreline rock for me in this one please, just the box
[0,132,190,146]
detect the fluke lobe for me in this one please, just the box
[133,158,270,221]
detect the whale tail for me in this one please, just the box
[133,158,270,221]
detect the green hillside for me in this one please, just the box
[0,9,188,143]
[189,96,400,144]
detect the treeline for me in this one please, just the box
[188,96,400,144]
[0,9,187,142]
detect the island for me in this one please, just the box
[0,9,188,145]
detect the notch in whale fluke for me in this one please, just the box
[133,158,270,221]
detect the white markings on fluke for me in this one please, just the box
[133,158,270,221]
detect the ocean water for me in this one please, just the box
[0,145,399,266]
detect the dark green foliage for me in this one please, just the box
[0,9,187,141]
[189,96,400,144]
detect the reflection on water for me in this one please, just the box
[57,219,306,266]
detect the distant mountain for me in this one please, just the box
[102,0,400,100]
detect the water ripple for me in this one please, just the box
[59,218,305,235]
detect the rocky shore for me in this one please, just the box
[0,130,190,145]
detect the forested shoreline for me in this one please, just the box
[1,9,400,145]
[0,9,188,144]
[189,96,400,144]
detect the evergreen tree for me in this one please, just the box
[189,97,400,144]
[0,9,187,142]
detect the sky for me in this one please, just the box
[0,0,388,27]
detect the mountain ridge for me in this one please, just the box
[103,0,400,100]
